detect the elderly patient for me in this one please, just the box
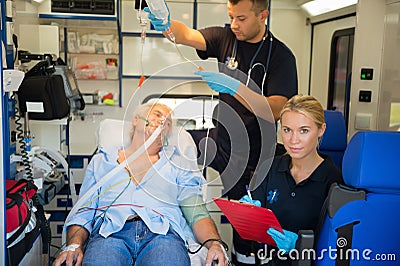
[53,102,227,266]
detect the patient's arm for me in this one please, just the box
[53,225,89,266]
[193,218,227,266]
[181,196,227,265]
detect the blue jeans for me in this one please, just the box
[82,220,190,266]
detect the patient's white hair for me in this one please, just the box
[129,102,173,139]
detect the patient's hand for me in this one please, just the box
[53,244,84,266]
[205,241,228,266]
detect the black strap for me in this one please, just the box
[33,194,52,254]
[314,196,328,241]
[335,223,354,266]
[24,60,53,77]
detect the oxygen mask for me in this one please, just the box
[138,114,170,145]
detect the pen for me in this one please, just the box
[246,185,253,201]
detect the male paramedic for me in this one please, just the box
[146,0,298,264]
[52,103,227,266]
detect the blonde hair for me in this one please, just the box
[280,95,325,129]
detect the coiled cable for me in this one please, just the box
[12,92,33,180]
[12,92,52,257]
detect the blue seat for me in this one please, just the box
[314,131,400,265]
[319,110,347,169]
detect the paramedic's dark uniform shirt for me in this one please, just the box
[196,27,298,196]
[253,154,343,232]
[252,154,343,265]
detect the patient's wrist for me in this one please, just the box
[202,238,228,251]
[208,240,222,249]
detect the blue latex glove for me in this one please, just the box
[143,7,171,32]
[267,228,298,253]
[239,195,261,207]
[194,71,240,96]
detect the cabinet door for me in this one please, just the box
[19,25,60,56]
[66,28,120,106]
[197,2,229,29]
[122,36,198,76]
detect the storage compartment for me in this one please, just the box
[65,28,120,106]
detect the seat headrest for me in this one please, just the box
[319,110,347,150]
[97,119,132,149]
[342,131,400,193]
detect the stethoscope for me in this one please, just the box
[226,30,273,95]
[226,0,273,95]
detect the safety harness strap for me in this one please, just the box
[335,223,354,266]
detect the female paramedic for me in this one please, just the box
[241,95,344,265]
[52,102,227,266]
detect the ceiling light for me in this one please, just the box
[300,0,358,17]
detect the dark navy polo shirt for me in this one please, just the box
[252,154,344,232]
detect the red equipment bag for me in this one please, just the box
[6,179,37,234]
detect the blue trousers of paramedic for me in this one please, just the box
[82,219,190,266]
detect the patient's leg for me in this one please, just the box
[135,228,190,266]
[82,233,132,266]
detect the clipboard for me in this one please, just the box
[213,198,282,246]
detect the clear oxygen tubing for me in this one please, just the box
[62,125,163,244]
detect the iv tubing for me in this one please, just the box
[62,125,163,243]
[138,29,146,87]
[137,4,148,87]
[201,94,213,171]
[170,39,203,71]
